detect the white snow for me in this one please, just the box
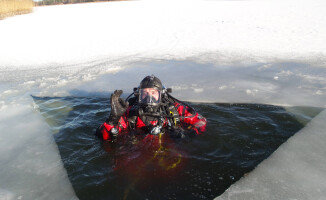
[0,0,326,199]
[1,0,326,68]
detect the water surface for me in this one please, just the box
[33,96,321,200]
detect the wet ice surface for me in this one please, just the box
[0,103,77,200]
[33,96,318,200]
[3,60,326,107]
[71,61,326,107]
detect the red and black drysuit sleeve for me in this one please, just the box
[98,106,131,140]
[174,102,207,135]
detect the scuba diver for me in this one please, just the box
[97,75,207,141]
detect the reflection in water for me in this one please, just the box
[33,96,321,200]
[106,133,186,200]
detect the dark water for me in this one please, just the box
[33,96,319,200]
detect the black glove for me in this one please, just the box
[107,90,129,125]
[169,127,186,138]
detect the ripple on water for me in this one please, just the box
[33,96,321,200]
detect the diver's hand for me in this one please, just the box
[170,127,186,138]
[108,90,129,125]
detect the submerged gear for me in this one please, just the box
[150,125,162,135]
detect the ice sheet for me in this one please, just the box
[0,100,77,200]
[0,0,326,69]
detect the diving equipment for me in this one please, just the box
[139,75,163,91]
[139,88,161,105]
[150,125,162,135]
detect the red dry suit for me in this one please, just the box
[98,99,207,141]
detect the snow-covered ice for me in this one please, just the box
[0,101,77,200]
[0,0,326,199]
[1,0,326,68]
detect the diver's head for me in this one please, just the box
[138,75,163,107]
[137,75,164,115]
